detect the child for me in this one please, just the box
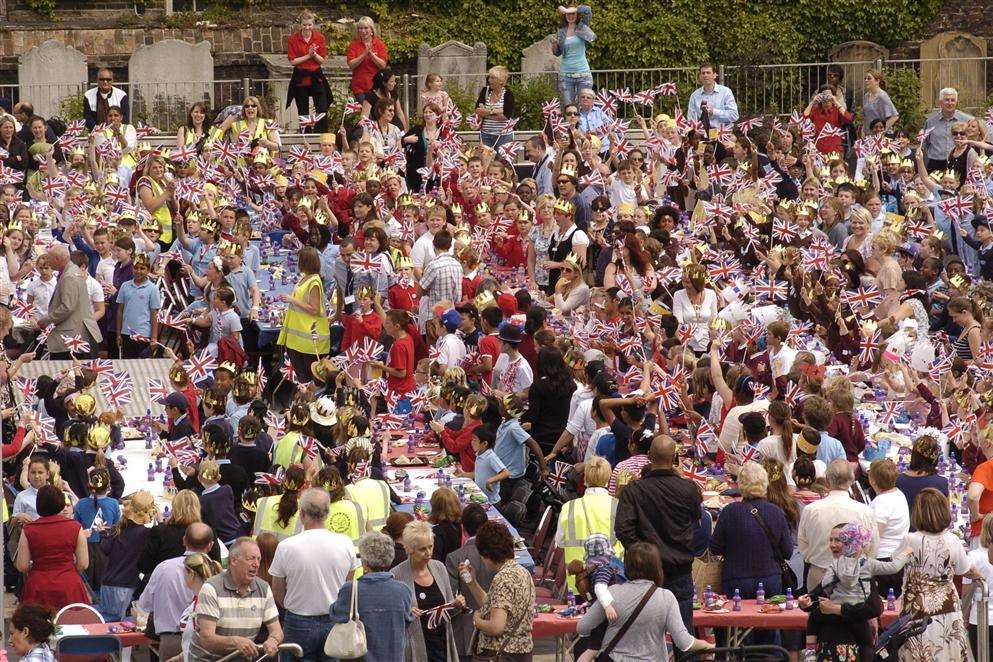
[472,305,503,386]
[568,532,627,656]
[457,426,508,504]
[494,394,547,524]
[230,415,270,478]
[434,308,467,371]
[115,252,160,358]
[491,323,533,397]
[371,309,417,398]
[189,287,243,362]
[24,254,57,317]
[799,522,909,659]
[431,393,486,472]
[200,386,234,440]
[98,490,156,621]
[387,256,419,312]
[421,74,453,113]
[156,391,195,441]
[196,459,242,544]
[338,286,382,354]
[73,468,121,593]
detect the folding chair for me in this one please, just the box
[527,505,554,560]
[55,603,105,626]
[56,634,121,662]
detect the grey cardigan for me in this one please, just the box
[391,559,460,662]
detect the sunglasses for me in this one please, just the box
[244,104,258,108]
[952,131,967,136]
[565,111,579,116]
[556,179,571,185]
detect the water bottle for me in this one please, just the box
[147,463,155,482]
[785,588,794,610]
[414,491,424,510]
[732,589,741,611]
[459,560,472,585]
[407,437,416,455]
[154,456,163,473]
[756,582,765,605]
[163,506,171,520]
[704,585,713,609]
[566,590,576,608]
[887,588,896,611]
[402,474,412,493]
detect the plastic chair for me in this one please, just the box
[56,634,121,662]
[528,505,554,560]
[55,603,105,626]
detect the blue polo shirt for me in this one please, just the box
[224,267,255,317]
[495,419,530,479]
[117,278,161,337]
[475,448,507,504]
[816,432,847,465]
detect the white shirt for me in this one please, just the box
[870,489,910,558]
[552,224,590,252]
[769,344,797,379]
[671,288,719,352]
[25,276,57,316]
[608,177,637,210]
[798,490,879,569]
[717,400,770,455]
[410,231,438,271]
[963,548,993,625]
[566,398,597,460]
[757,434,796,486]
[268,528,358,616]
[436,332,466,368]
[493,353,533,394]
[95,255,116,284]
[86,275,105,306]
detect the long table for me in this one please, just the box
[56,622,154,649]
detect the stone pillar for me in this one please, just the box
[826,41,888,99]
[128,39,214,130]
[416,40,487,111]
[521,35,559,81]
[920,32,988,110]
[18,40,88,120]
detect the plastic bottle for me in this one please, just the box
[732,589,741,611]
[402,474,412,493]
[887,588,896,611]
[756,582,765,605]
[407,437,416,455]
[147,463,155,482]
[567,590,576,608]
[704,585,713,608]
[785,588,794,610]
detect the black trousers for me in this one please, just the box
[121,334,152,359]
[290,80,330,133]
[926,157,949,173]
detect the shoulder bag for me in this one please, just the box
[588,585,657,662]
[324,582,367,659]
[749,505,799,593]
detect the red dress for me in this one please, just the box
[21,515,90,609]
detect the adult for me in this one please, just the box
[417,230,462,329]
[346,16,388,97]
[177,102,210,152]
[673,263,718,353]
[805,86,851,155]
[475,66,517,150]
[330,532,413,662]
[556,457,623,592]
[138,490,212,580]
[269,488,358,662]
[544,198,589,293]
[277,247,331,383]
[553,5,595,105]
[900,488,978,661]
[391,520,461,662]
[576,89,611,152]
[968,430,993,541]
[215,97,280,153]
[710,462,793,608]
[462,521,536,661]
[445,504,496,658]
[861,70,898,135]
[83,68,129,130]
[577,543,712,660]
[136,155,176,246]
[896,434,949,527]
[286,10,332,135]
[188,538,284,662]
[797,459,878,591]
[15,484,89,610]
[8,604,57,662]
[402,102,443,192]
[552,252,590,314]
[0,115,28,176]
[32,244,102,360]
[615,434,702,630]
[177,553,223,662]
[686,62,739,130]
[138,522,216,662]
[522,346,577,455]
[923,87,977,172]
[360,68,408,132]
[868,459,910,599]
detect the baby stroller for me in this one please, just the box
[873,614,931,660]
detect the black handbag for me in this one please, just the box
[749,506,800,593]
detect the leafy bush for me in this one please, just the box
[58,92,84,122]
[508,76,559,131]
[885,67,927,133]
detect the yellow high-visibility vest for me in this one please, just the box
[277,274,331,355]
[140,176,173,244]
[344,479,391,530]
[253,495,302,541]
[557,491,623,591]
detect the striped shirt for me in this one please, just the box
[189,572,279,662]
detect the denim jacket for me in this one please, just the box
[553,5,596,55]
[329,572,413,662]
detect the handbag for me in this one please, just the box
[749,506,799,593]
[692,550,724,599]
[470,596,531,662]
[592,585,657,662]
[324,582,367,659]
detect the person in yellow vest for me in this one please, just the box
[253,463,306,540]
[316,465,366,542]
[211,96,281,152]
[277,246,331,384]
[555,456,624,592]
[342,439,392,532]
[136,155,175,247]
[272,403,312,470]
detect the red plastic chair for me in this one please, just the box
[54,603,105,626]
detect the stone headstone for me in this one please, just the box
[417,40,487,108]
[259,54,349,132]
[522,35,559,80]
[920,31,988,110]
[18,40,88,120]
[827,41,888,98]
[129,40,214,131]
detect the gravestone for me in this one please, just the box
[259,54,349,132]
[18,40,88,120]
[417,40,487,109]
[827,41,888,98]
[920,32,988,110]
[522,35,559,81]
[129,40,214,130]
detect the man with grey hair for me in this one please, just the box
[269,488,357,662]
[576,88,611,153]
[922,86,986,171]
[33,243,102,359]
[190,537,283,662]
[797,459,878,590]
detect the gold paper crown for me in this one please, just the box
[397,193,415,208]
[554,198,575,215]
[518,210,532,223]
[137,141,152,153]
[475,202,489,215]
[454,223,472,240]
[88,424,111,450]
[132,253,150,269]
[502,393,524,418]
[563,348,586,370]
[451,203,463,215]
[423,197,436,209]
[5,219,23,233]
[202,428,230,456]
[379,167,400,181]
[355,285,375,299]
[70,145,85,158]
[202,388,223,410]
[75,393,97,417]
[218,239,243,257]
[88,470,110,491]
[241,488,261,512]
[169,365,189,385]
[214,197,233,210]
[282,471,304,492]
[395,255,413,270]
[563,252,582,270]
[200,217,218,233]
[474,290,497,310]
[931,169,959,183]
[141,216,159,231]
[314,210,330,226]
[199,463,221,483]
[900,158,914,169]
[288,403,311,427]
[217,361,238,375]
[559,164,578,180]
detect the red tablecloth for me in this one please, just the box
[533,612,581,638]
[78,623,155,648]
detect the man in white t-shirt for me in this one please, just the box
[491,324,533,397]
[269,489,358,662]
[409,208,449,279]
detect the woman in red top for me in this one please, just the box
[338,286,383,352]
[16,485,90,610]
[803,85,852,155]
[372,310,416,396]
[287,10,332,134]
[346,16,388,97]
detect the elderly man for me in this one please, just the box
[687,62,739,131]
[269,489,358,662]
[923,87,979,172]
[83,68,129,130]
[190,537,283,662]
[576,89,611,152]
[13,102,54,145]
[797,459,878,591]
[33,244,102,359]
[615,434,702,630]
[138,523,215,662]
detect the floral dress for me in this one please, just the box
[898,531,973,662]
[529,224,554,288]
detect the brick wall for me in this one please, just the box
[890,0,993,59]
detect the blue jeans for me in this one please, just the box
[479,132,514,150]
[281,612,332,662]
[663,572,694,632]
[98,585,135,622]
[559,72,594,106]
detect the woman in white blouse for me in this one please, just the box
[552,253,589,315]
[672,262,719,353]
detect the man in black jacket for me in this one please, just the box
[615,434,702,630]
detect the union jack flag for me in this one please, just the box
[751,382,771,400]
[425,600,459,629]
[681,461,709,488]
[633,89,657,106]
[13,377,36,400]
[707,256,741,283]
[546,460,572,491]
[608,87,633,103]
[64,119,86,137]
[938,195,973,221]
[655,82,677,96]
[752,279,788,302]
[783,381,806,408]
[595,90,617,116]
[676,324,694,346]
[10,299,35,319]
[350,252,383,273]
[579,170,605,189]
[497,140,521,163]
[694,419,716,457]
[858,328,883,365]
[916,127,934,144]
[298,435,321,460]
[170,143,198,163]
[254,470,284,487]
[879,401,903,426]
[771,218,799,243]
[927,354,953,382]
[36,324,55,345]
[943,418,967,446]
[280,356,299,385]
[842,286,883,311]
[541,99,561,118]
[707,162,734,185]
[266,412,287,439]
[148,378,170,405]
[184,349,217,383]
[256,357,267,394]
[61,334,91,355]
[816,123,845,142]
[29,411,57,444]
[298,112,327,129]
[739,444,761,464]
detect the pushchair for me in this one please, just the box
[872,614,931,660]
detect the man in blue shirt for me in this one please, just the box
[687,63,739,130]
[577,89,611,153]
[802,395,847,465]
[115,253,161,358]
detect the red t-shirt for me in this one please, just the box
[972,460,993,536]
[478,333,501,386]
[387,334,416,395]
[288,31,328,87]
[341,311,382,351]
[347,38,388,95]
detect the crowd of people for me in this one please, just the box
[5,4,993,662]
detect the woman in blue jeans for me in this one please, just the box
[553,4,596,105]
[709,461,795,645]
[330,531,413,661]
